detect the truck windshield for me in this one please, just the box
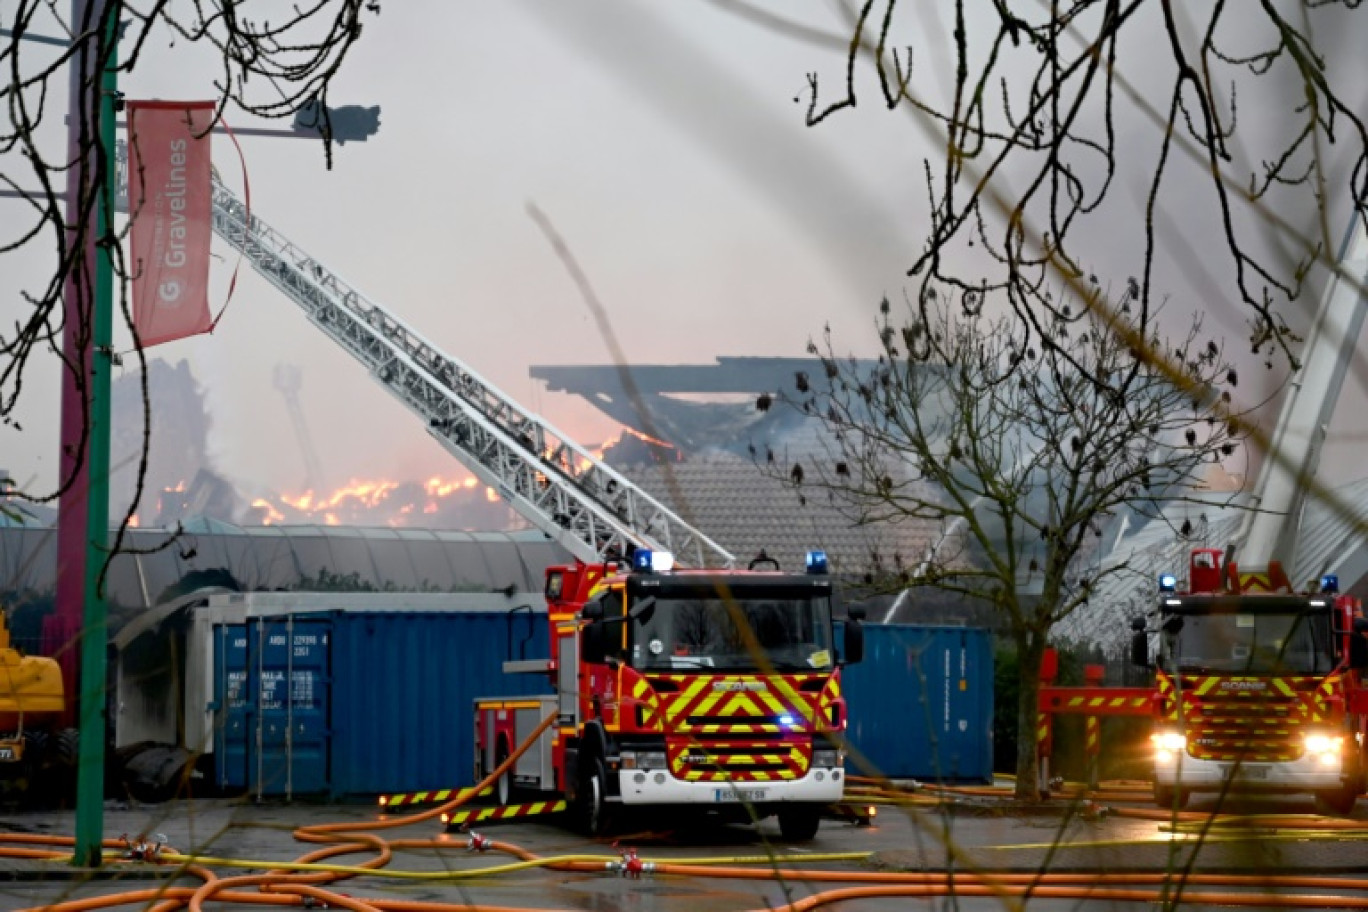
[629,594,835,672]
[1163,609,1334,675]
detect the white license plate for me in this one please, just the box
[714,789,766,803]
[1224,764,1268,780]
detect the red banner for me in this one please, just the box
[127,101,215,347]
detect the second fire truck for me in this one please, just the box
[1134,548,1368,813]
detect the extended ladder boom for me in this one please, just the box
[1235,214,1368,570]
[208,176,734,568]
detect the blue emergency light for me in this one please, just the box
[805,550,829,575]
[1158,573,1178,593]
[1321,574,1339,594]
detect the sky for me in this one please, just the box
[3,1,1367,516]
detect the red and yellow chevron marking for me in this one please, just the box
[667,740,809,782]
[650,675,819,732]
[1155,672,1348,761]
[629,675,665,732]
[379,784,491,809]
[1064,695,1151,713]
[442,800,567,829]
[1085,716,1099,758]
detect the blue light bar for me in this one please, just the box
[633,550,654,572]
[1321,574,1339,594]
[805,550,829,575]
[1158,573,1178,593]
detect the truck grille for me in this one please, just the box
[667,740,809,782]
[1163,675,1322,762]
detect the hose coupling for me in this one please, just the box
[120,832,168,862]
[466,831,492,852]
[1082,802,1110,820]
[613,848,652,879]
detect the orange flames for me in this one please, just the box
[251,498,287,525]
[621,426,674,449]
[253,474,503,526]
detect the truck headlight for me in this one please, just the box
[1151,731,1185,751]
[812,749,844,769]
[1304,733,1343,764]
[1151,730,1184,763]
[621,750,667,770]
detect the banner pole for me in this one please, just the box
[73,0,117,869]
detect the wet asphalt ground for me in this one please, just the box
[0,790,1365,910]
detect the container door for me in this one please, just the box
[247,616,332,797]
[936,628,992,782]
[214,624,251,790]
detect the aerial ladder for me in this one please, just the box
[1233,215,1368,577]
[1130,215,1368,812]
[1039,215,1368,801]
[205,173,734,569]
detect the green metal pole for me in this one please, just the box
[74,1,117,869]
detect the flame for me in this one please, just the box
[621,426,674,449]
[168,480,187,493]
[283,491,315,510]
[425,475,478,497]
[321,479,398,509]
[576,442,608,473]
[251,498,286,525]
[258,471,506,527]
[128,514,141,528]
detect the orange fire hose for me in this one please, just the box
[9,708,1368,912]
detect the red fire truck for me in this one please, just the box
[475,548,864,839]
[202,173,865,836]
[1133,548,1368,813]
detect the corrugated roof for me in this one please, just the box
[0,524,571,611]
[618,451,943,576]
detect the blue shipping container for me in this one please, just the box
[842,624,993,784]
[213,616,331,795]
[213,608,549,798]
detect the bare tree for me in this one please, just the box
[798,1,1366,368]
[0,0,376,532]
[765,287,1250,801]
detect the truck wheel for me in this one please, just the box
[1314,787,1359,817]
[576,756,614,837]
[1153,785,1188,810]
[55,729,79,769]
[777,806,822,842]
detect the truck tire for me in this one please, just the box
[55,728,79,769]
[1314,787,1359,817]
[777,806,822,842]
[576,756,614,837]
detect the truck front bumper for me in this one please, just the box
[617,766,845,806]
[1154,752,1350,792]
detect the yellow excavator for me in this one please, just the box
[0,607,75,801]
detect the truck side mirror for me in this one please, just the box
[843,611,865,666]
[1130,630,1150,669]
[581,603,606,665]
[1351,617,1368,669]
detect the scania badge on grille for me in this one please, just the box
[713,680,766,692]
